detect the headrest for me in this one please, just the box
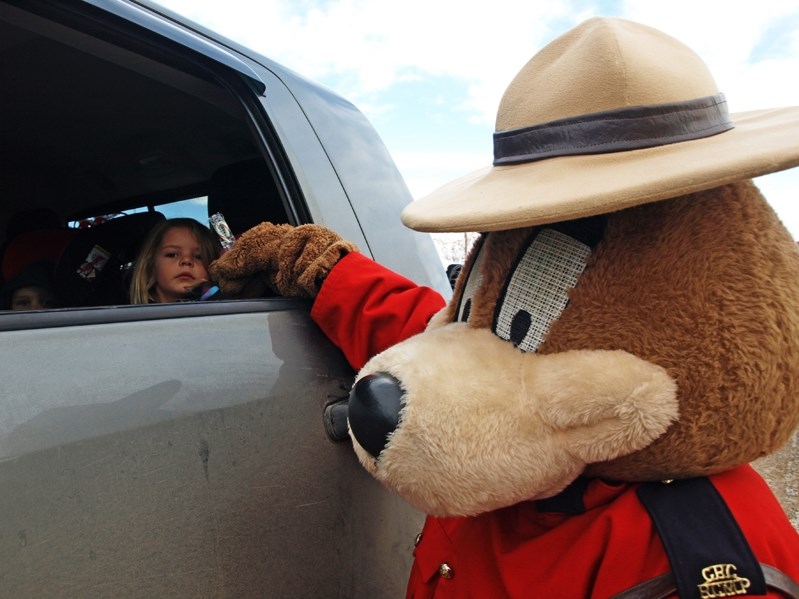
[208,158,286,236]
[54,212,165,307]
[2,228,75,283]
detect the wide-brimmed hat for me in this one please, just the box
[402,17,799,233]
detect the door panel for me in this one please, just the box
[0,309,422,597]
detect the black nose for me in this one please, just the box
[348,372,405,458]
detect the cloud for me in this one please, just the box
[154,0,574,121]
[392,150,490,198]
[617,1,799,111]
[152,0,799,234]
[155,0,799,121]
[756,170,799,238]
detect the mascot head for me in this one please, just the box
[347,17,799,517]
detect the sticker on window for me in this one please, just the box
[77,245,111,281]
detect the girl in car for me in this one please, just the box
[129,218,221,304]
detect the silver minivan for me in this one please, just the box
[0,1,450,596]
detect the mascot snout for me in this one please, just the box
[346,323,678,517]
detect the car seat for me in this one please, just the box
[54,212,165,307]
[0,208,67,287]
[207,158,287,237]
[1,228,76,285]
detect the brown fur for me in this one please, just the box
[441,181,799,483]
[209,222,358,298]
[467,180,799,480]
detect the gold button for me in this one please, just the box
[438,563,454,579]
[414,532,423,546]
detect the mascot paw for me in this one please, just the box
[209,222,358,298]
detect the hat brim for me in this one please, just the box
[402,107,799,233]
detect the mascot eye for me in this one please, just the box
[455,240,487,323]
[493,229,591,353]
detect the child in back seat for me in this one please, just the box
[1,261,60,311]
[129,218,221,304]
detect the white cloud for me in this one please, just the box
[154,0,799,120]
[153,0,799,113]
[392,150,491,198]
[617,0,799,111]
[757,170,799,238]
[153,0,799,234]
[154,0,572,122]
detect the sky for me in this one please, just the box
[152,0,799,239]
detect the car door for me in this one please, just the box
[0,1,431,596]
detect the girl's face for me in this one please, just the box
[153,227,210,303]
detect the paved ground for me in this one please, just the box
[753,429,799,530]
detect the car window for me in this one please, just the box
[0,2,295,314]
[69,198,211,230]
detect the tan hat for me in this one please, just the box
[402,17,799,233]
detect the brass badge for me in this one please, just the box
[697,564,752,597]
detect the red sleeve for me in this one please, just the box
[310,252,447,371]
[713,465,799,592]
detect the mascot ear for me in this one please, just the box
[537,349,679,464]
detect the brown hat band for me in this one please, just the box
[493,93,734,166]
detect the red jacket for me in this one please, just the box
[312,253,799,598]
[405,466,799,598]
[311,252,446,370]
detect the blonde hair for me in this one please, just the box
[129,218,221,304]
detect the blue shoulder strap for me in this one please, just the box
[636,477,766,599]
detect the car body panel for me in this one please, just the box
[0,307,424,597]
[82,0,266,94]
[0,0,439,595]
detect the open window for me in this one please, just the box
[0,1,295,312]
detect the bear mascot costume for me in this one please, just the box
[210,17,799,599]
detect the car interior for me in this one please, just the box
[0,2,294,311]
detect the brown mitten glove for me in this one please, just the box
[209,222,358,299]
